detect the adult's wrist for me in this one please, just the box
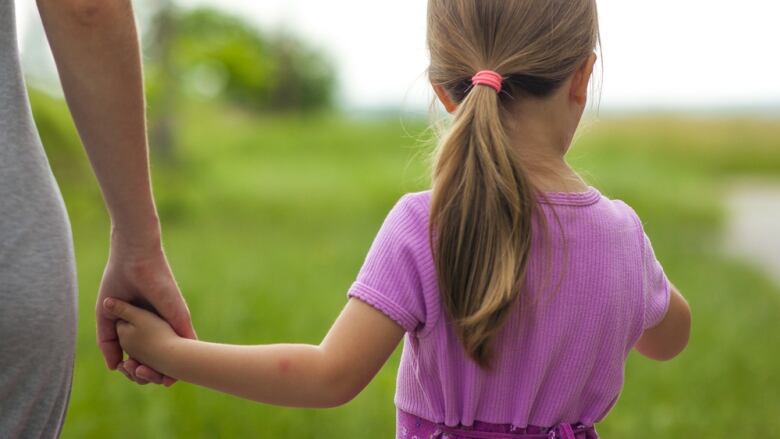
[110,216,163,255]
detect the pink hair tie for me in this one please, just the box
[471,70,504,93]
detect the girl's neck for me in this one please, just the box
[508,126,588,194]
[508,103,590,192]
[522,157,589,194]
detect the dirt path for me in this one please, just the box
[723,179,780,285]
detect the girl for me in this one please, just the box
[107,0,692,437]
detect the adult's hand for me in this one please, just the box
[97,227,196,386]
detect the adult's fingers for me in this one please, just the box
[119,367,133,381]
[96,308,122,370]
[117,361,134,381]
[123,359,150,385]
[153,289,197,340]
[134,364,165,385]
[123,358,138,380]
[162,376,176,387]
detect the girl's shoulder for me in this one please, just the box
[403,189,433,208]
[396,187,647,236]
[390,190,433,226]
[600,194,646,232]
[374,191,432,250]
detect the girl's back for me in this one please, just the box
[347,187,671,430]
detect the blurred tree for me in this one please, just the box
[147,6,337,113]
[144,5,337,159]
[267,29,338,112]
[169,7,275,108]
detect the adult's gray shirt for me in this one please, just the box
[1,1,78,437]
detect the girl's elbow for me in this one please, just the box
[671,301,692,359]
[676,288,692,340]
[653,340,688,362]
[650,305,692,361]
[316,355,372,408]
[321,379,364,408]
[635,305,692,361]
[317,367,367,408]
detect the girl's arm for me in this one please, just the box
[634,282,691,361]
[104,297,405,408]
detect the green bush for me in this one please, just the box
[145,7,337,113]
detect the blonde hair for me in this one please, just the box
[426,0,600,371]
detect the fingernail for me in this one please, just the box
[104,298,115,310]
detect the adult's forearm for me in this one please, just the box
[37,0,160,239]
[159,340,346,408]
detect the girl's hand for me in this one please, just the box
[103,298,180,373]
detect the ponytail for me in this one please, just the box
[429,79,538,371]
[426,0,600,371]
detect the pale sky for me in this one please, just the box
[15,0,780,112]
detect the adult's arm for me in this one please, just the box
[36,0,196,384]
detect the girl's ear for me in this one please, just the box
[433,84,458,113]
[570,52,598,106]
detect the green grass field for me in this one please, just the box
[32,92,780,438]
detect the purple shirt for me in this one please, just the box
[347,187,671,429]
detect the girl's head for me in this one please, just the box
[426,0,600,370]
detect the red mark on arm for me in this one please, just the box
[278,358,292,374]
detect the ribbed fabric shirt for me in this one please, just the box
[346,187,671,429]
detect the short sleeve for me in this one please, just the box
[640,230,672,330]
[347,194,428,333]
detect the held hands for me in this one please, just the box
[96,229,196,386]
[103,298,180,373]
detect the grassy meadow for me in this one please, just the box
[31,91,780,438]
